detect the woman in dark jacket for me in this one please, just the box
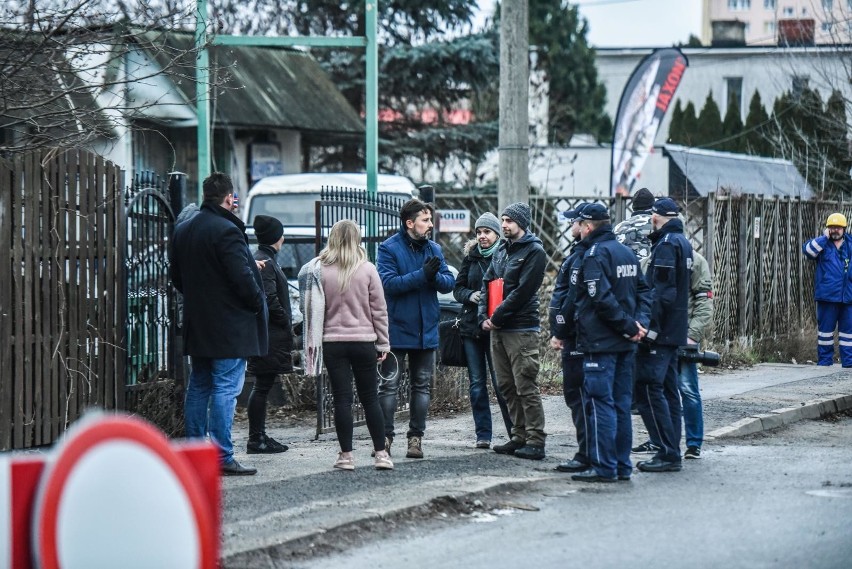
[452,213,512,448]
[246,215,294,454]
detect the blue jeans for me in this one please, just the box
[636,345,682,463]
[379,349,434,439]
[582,350,635,479]
[678,359,704,449]
[185,357,246,464]
[464,336,512,441]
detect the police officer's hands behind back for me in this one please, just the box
[423,256,441,281]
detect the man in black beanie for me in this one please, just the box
[479,202,548,460]
[247,215,293,455]
[614,188,655,263]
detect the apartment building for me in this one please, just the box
[702,0,852,45]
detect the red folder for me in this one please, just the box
[487,278,504,318]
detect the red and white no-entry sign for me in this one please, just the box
[0,414,220,569]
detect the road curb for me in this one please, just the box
[706,393,852,440]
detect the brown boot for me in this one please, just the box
[406,436,423,459]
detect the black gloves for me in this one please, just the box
[423,256,441,280]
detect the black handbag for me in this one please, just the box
[438,318,468,367]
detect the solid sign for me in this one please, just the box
[437,209,470,233]
[0,414,219,569]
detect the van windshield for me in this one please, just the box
[248,191,412,227]
[249,193,320,226]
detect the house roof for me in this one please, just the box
[136,30,364,135]
[663,145,814,199]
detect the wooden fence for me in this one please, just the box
[435,192,848,347]
[0,149,124,450]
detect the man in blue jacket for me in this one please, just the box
[634,197,692,473]
[803,212,852,367]
[570,204,651,482]
[170,172,268,476]
[377,198,455,459]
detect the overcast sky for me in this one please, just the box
[475,0,704,48]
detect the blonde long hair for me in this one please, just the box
[318,219,366,292]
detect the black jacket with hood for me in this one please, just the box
[478,231,547,330]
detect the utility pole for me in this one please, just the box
[498,0,529,212]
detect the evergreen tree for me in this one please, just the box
[681,101,699,146]
[527,0,612,144]
[720,91,745,153]
[824,90,852,197]
[743,90,772,157]
[667,99,684,144]
[695,92,723,148]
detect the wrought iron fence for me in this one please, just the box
[313,186,412,435]
[124,172,178,391]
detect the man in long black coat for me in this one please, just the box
[170,172,268,476]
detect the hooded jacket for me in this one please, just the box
[478,231,547,330]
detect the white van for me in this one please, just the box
[241,173,421,326]
[242,172,419,229]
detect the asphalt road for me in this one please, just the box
[292,414,852,569]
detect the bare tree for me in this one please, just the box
[0,0,215,155]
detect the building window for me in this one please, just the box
[725,77,744,118]
[783,6,794,16]
[764,21,777,34]
[822,0,833,10]
[821,21,833,32]
[728,0,751,10]
[764,0,775,8]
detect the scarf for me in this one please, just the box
[297,257,325,377]
[478,240,499,257]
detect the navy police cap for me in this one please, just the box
[652,197,680,217]
[579,203,610,221]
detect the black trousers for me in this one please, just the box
[324,341,386,452]
[247,372,277,439]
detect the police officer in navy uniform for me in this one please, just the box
[570,204,652,483]
[635,197,693,473]
[548,204,593,473]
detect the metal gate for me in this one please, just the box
[314,187,410,435]
[124,172,179,411]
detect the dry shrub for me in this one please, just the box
[279,372,317,411]
[126,379,184,438]
[706,326,819,369]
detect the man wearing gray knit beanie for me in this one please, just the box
[477,202,548,460]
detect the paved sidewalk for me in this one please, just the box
[221,364,852,565]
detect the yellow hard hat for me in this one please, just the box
[826,213,848,228]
